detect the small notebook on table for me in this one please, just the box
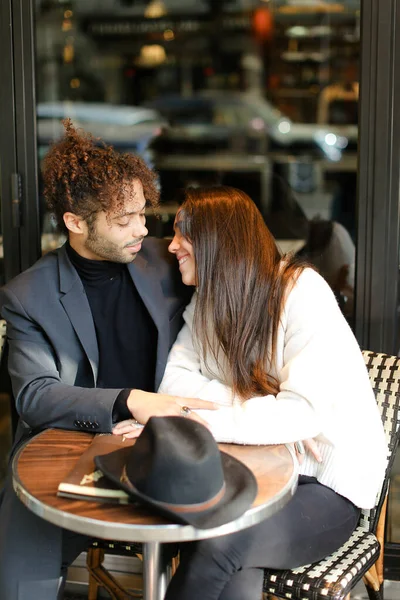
[57,433,134,504]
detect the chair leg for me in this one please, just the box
[363,564,383,600]
[374,496,387,586]
[364,581,384,600]
[361,495,387,600]
[87,548,102,600]
[363,564,380,590]
[88,572,101,600]
[86,547,142,599]
[171,554,179,576]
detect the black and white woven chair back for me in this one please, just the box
[263,351,400,600]
[361,351,400,532]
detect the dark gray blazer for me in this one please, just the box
[0,238,190,449]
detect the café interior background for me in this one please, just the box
[0,0,398,544]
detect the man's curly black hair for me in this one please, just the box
[42,119,159,234]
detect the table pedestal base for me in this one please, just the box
[143,542,171,600]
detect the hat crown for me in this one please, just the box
[126,417,224,506]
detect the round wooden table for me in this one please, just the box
[12,429,298,600]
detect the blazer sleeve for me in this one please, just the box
[0,286,120,434]
[159,270,371,445]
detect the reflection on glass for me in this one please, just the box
[31,0,400,547]
[35,0,359,309]
[0,140,9,487]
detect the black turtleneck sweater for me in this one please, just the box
[66,243,158,421]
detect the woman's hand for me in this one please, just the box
[112,390,219,439]
[295,439,322,464]
[112,419,144,440]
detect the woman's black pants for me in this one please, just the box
[165,476,360,600]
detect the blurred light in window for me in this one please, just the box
[279,3,344,14]
[286,26,307,37]
[136,45,167,67]
[145,0,167,19]
[325,133,338,146]
[63,43,74,64]
[252,7,274,41]
[250,117,265,131]
[163,29,175,41]
[62,19,72,32]
[64,10,73,19]
[314,130,349,162]
[278,119,291,134]
[70,78,80,89]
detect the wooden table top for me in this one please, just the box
[12,429,297,543]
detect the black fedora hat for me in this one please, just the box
[95,416,257,529]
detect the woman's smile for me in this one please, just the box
[178,254,190,267]
[169,229,196,286]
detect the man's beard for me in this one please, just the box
[85,227,142,263]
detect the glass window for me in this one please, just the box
[12,0,393,553]
[34,0,360,326]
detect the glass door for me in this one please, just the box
[1,0,399,569]
[34,0,360,327]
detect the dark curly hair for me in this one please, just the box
[42,119,160,234]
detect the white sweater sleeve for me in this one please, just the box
[159,270,368,445]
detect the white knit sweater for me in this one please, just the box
[159,268,387,509]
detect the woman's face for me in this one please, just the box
[168,223,196,286]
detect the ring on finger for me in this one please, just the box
[180,406,191,417]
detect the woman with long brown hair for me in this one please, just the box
[116,185,386,600]
[154,186,386,600]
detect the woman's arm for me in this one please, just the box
[159,322,320,444]
[159,270,372,445]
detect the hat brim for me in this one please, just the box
[95,447,257,530]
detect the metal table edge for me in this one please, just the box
[12,435,299,543]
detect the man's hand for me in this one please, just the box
[112,390,219,439]
[295,439,322,465]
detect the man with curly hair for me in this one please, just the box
[0,121,214,600]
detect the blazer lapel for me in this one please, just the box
[56,245,169,389]
[58,246,99,383]
[127,255,169,386]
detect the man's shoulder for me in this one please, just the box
[1,248,61,298]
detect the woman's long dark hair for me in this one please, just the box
[176,186,311,399]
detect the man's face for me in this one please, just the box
[83,179,148,263]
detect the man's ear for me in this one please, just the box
[63,212,87,235]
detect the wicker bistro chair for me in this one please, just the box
[263,351,400,600]
[86,540,145,600]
